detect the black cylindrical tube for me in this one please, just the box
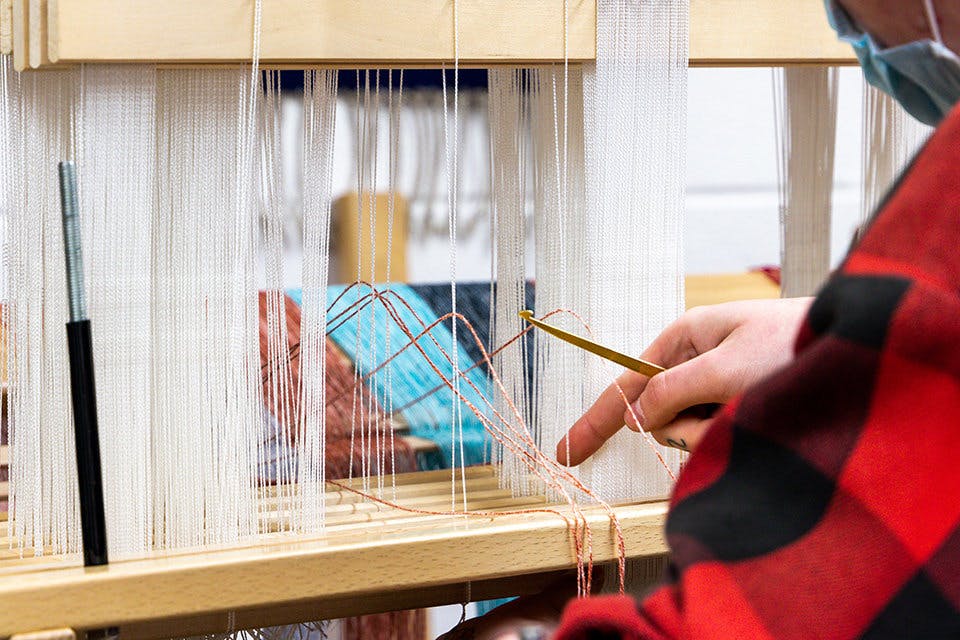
[66,319,108,566]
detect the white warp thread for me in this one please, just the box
[774,67,839,299]
[530,65,589,492]
[79,65,157,556]
[578,0,688,502]
[487,68,534,492]
[860,83,931,225]
[297,69,338,532]
[5,66,82,555]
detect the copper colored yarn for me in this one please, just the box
[259,291,417,478]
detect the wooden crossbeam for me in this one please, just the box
[0,466,668,638]
[3,0,856,71]
[0,0,10,61]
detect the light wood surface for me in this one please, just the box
[9,0,855,71]
[10,628,75,640]
[686,271,780,308]
[123,569,571,639]
[45,0,597,69]
[27,0,48,68]
[0,466,668,638]
[333,192,409,285]
[0,0,12,55]
[11,0,26,71]
[689,0,853,66]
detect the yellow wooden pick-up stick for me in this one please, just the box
[519,310,665,378]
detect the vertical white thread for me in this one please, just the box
[577,0,688,501]
[153,68,260,549]
[531,64,588,495]
[7,68,82,555]
[775,67,839,298]
[386,70,404,498]
[488,67,534,494]
[300,68,338,531]
[79,65,156,556]
[440,0,467,511]
[860,82,930,225]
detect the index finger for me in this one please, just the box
[556,369,647,466]
[555,314,702,466]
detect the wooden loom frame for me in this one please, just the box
[0,1,847,637]
[3,0,857,69]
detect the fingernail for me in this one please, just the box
[628,400,646,430]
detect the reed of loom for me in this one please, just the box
[0,1,851,639]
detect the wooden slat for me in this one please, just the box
[0,499,667,636]
[45,0,597,68]
[11,628,75,640]
[27,0,48,68]
[19,0,855,71]
[0,0,12,55]
[685,272,780,309]
[123,568,575,639]
[689,0,853,66]
[11,0,26,70]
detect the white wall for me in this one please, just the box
[685,67,867,274]
[280,66,900,288]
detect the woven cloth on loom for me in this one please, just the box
[411,282,535,369]
[287,284,492,470]
[258,292,418,481]
[413,282,537,407]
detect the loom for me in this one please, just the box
[0,1,926,639]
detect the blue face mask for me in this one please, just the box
[825,0,960,126]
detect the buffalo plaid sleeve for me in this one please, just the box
[554,104,960,640]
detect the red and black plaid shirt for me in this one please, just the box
[555,103,960,639]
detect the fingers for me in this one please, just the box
[636,311,701,369]
[650,413,715,452]
[556,369,648,466]
[556,304,749,466]
[556,312,721,466]
[627,349,731,432]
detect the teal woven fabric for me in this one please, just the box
[287,284,492,469]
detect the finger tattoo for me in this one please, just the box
[666,438,688,451]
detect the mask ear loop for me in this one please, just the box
[924,0,944,44]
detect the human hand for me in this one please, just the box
[436,576,577,640]
[556,297,813,464]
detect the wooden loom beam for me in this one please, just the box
[0,466,668,639]
[3,0,856,71]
